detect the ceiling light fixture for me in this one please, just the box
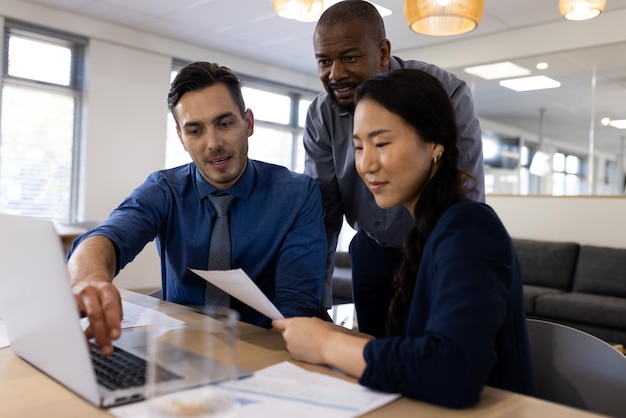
[499,76,561,92]
[464,61,531,80]
[559,0,606,21]
[404,0,484,36]
[273,0,324,22]
[274,1,392,22]
[609,119,626,129]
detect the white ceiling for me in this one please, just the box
[16,0,626,156]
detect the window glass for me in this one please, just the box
[248,126,293,167]
[165,111,191,168]
[551,152,584,195]
[552,172,565,195]
[165,69,191,168]
[294,132,306,173]
[0,86,75,219]
[565,155,579,174]
[565,173,580,195]
[299,98,312,127]
[8,35,72,85]
[1,22,85,223]
[553,152,565,172]
[242,87,291,125]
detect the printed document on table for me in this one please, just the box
[221,361,400,417]
[79,301,186,331]
[2,303,185,348]
[110,361,400,418]
[190,268,284,320]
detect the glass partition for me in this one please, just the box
[448,42,626,196]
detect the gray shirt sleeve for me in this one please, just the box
[303,95,344,308]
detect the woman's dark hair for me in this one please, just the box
[167,62,246,124]
[354,68,472,335]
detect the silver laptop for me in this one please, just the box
[0,213,251,408]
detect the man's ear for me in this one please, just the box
[380,39,391,69]
[245,108,255,136]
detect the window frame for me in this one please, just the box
[1,19,87,222]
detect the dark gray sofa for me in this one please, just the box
[515,239,626,345]
[331,251,353,305]
[332,239,626,345]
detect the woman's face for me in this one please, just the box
[353,98,442,215]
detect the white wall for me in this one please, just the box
[79,40,171,290]
[487,195,626,249]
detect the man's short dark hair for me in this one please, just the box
[167,62,246,123]
[316,0,386,44]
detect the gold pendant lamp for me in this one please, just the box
[559,0,606,21]
[404,0,484,36]
[273,0,324,22]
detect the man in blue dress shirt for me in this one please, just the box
[67,62,327,356]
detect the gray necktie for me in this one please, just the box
[205,194,235,306]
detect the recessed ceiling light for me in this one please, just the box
[536,62,549,70]
[464,61,530,80]
[499,76,561,92]
[609,119,626,129]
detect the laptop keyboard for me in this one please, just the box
[90,343,182,390]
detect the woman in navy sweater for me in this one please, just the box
[273,69,536,408]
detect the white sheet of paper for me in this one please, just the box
[119,301,186,329]
[2,303,186,349]
[79,301,186,331]
[110,361,400,418]
[190,268,284,320]
[221,361,400,416]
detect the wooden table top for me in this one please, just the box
[0,289,605,418]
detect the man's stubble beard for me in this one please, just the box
[330,99,355,115]
[326,84,356,115]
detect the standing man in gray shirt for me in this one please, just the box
[304,0,485,337]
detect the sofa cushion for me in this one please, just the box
[334,251,351,268]
[332,267,352,304]
[523,285,565,314]
[512,239,579,290]
[535,292,626,329]
[332,252,353,305]
[572,245,626,298]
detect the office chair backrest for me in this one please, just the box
[526,318,626,417]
